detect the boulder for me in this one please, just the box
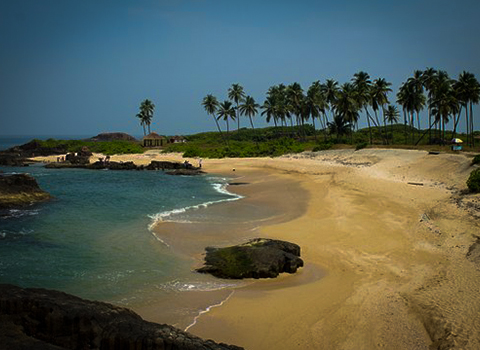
[0,174,51,209]
[197,238,304,279]
[0,153,29,166]
[0,284,243,350]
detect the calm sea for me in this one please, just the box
[0,136,242,325]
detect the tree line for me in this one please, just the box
[202,69,480,146]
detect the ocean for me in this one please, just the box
[0,136,245,328]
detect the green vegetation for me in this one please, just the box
[472,154,480,165]
[202,68,480,151]
[35,139,144,155]
[467,168,480,192]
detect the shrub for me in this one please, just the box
[312,142,333,152]
[467,168,480,192]
[472,154,480,165]
[355,142,368,151]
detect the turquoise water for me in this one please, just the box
[0,163,240,306]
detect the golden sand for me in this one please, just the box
[32,149,480,349]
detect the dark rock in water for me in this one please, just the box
[88,161,138,170]
[145,160,185,170]
[0,174,51,209]
[197,238,304,279]
[0,284,243,350]
[0,153,29,166]
[166,168,205,176]
[87,132,137,142]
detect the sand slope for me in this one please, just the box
[188,149,480,350]
[31,148,480,349]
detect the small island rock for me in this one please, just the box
[197,238,304,279]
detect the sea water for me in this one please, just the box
[0,161,242,310]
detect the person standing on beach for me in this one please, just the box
[199,158,203,168]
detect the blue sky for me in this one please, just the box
[1,0,479,136]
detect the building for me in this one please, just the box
[143,132,166,147]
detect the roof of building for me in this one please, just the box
[143,132,165,140]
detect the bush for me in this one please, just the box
[355,142,368,151]
[472,154,480,165]
[312,142,333,152]
[467,168,480,192]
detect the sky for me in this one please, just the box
[1,0,480,137]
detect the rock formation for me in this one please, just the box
[0,284,243,350]
[0,174,51,209]
[87,132,137,142]
[197,238,304,279]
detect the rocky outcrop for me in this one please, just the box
[45,161,203,174]
[0,284,243,350]
[0,153,29,166]
[467,236,480,266]
[166,169,205,176]
[197,238,304,279]
[87,132,137,142]
[0,174,51,209]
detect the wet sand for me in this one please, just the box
[33,149,480,349]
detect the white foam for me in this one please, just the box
[184,290,235,332]
[147,177,243,230]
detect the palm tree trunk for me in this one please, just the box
[471,102,475,147]
[312,114,317,141]
[236,104,240,132]
[365,107,373,144]
[212,114,227,145]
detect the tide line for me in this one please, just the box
[184,290,235,333]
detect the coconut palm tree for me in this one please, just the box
[228,84,246,132]
[384,105,400,144]
[306,81,326,140]
[286,83,304,137]
[456,71,480,146]
[352,71,376,143]
[136,112,147,136]
[217,100,236,137]
[139,99,155,134]
[422,67,438,141]
[333,83,360,143]
[238,95,259,141]
[371,78,392,143]
[202,94,224,142]
[328,114,352,142]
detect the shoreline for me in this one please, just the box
[30,149,480,349]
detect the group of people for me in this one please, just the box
[183,158,202,169]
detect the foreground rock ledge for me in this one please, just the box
[0,174,51,209]
[0,284,243,350]
[197,238,304,279]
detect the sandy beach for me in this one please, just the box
[33,149,480,349]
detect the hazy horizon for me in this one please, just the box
[1,0,479,136]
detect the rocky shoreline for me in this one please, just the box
[0,284,243,350]
[0,173,51,209]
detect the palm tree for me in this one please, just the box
[306,81,326,140]
[239,95,259,141]
[139,99,155,134]
[321,79,339,140]
[217,100,236,137]
[371,78,392,143]
[333,83,360,143]
[422,67,438,141]
[136,112,147,136]
[352,71,376,143]
[384,105,400,144]
[202,94,224,141]
[328,114,352,142]
[228,84,246,132]
[261,95,278,128]
[286,83,304,137]
[456,71,480,146]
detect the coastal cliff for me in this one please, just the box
[0,284,243,350]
